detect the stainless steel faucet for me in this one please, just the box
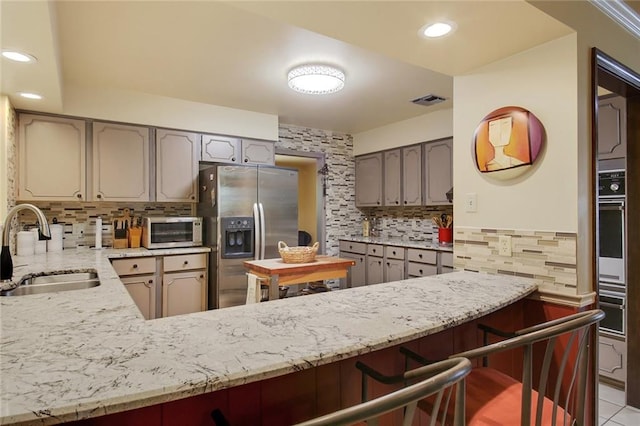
[1,204,51,282]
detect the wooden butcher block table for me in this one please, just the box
[243,256,356,301]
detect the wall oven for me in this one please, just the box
[597,170,626,336]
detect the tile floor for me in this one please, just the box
[599,382,640,425]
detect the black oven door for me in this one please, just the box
[598,288,625,336]
[598,200,625,284]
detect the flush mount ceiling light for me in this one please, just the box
[2,50,37,63]
[287,64,345,95]
[19,92,43,100]
[419,21,455,38]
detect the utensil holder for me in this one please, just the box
[128,227,142,248]
[438,227,453,244]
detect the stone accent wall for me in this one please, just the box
[5,104,18,252]
[454,227,577,293]
[17,202,193,249]
[359,205,453,242]
[277,124,358,256]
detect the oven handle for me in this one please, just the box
[599,301,625,310]
[599,205,624,211]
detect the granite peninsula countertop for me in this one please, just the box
[0,248,536,425]
[340,236,454,252]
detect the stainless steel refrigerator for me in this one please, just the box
[198,163,298,309]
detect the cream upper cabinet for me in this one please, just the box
[201,135,241,164]
[402,144,422,206]
[355,153,383,207]
[384,149,401,206]
[18,114,86,201]
[156,129,199,202]
[597,95,626,161]
[92,122,150,202]
[201,135,275,165]
[423,138,453,205]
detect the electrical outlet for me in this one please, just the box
[72,223,85,236]
[465,193,477,212]
[498,235,512,256]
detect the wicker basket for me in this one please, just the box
[278,241,319,264]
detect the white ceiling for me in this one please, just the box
[0,1,600,134]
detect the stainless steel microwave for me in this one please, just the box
[141,217,203,249]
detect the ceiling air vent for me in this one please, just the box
[411,94,446,107]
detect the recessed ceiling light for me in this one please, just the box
[288,64,345,95]
[2,50,37,63]
[19,92,43,100]
[419,22,455,38]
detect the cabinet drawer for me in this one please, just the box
[367,244,384,257]
[112,257,156,276]
[164,253,207,272]
[408,262,437,277]
[339,241,367,255]
[407,249,437,264]
[441,252,454,268]
[385,246,405,260]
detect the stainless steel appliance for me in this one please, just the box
[597,169,626,337]
[141,217,203,249]
[198,163,298,309]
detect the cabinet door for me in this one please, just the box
[402,145,422,206]
[597,96,626,161]
[424,138,453,205]
[162,270,207,317]
[241,139,275,165]
[156,129,199,202]
[366,256,384,285]
[121,275,156,320]
[384,149,401,206]
[340,252,366,288]
[93,122,150,201]
[355,153,383,207]
[18,114,86,201]
[385,259,405,282]
[599,335,626,383]
[201,135,241,163]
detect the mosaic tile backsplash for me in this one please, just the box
[454,227,577,292]
[359,205,453,242]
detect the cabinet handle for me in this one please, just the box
[419,269,423,274]
[386,262,390,266]
[418,254,423,259]
[97,194,102,199]
[231,157,236,162]
[404,201,407,204]
[76,194,82,199]
[191,196,195,200]
[200,274,204,279]
[132,264,138,269]
[377,201,380,205]
[148,279,153,284]
[393,251,396,255]
[373,249,376,253]
[395,201,399,205]
[183,260,189,265]
[244,158,249,163]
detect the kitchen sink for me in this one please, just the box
[1,271,100,296]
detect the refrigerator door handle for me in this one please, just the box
[258,202,266,260]
[253,203,260,260]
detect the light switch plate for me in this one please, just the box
[465,193,477,212]
[499,235,512,256]
[72,223,85,236]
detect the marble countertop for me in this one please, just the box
[0,248,536,425]
[340,236,454,252]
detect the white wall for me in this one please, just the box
[62,86,279,141]
[453,34,578,232]
[352,108,452,155]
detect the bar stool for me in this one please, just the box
[294,357,472,426]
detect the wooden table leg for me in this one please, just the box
[269,275,279,301]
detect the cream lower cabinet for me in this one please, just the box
[113,253,207,319]
[366,244,384,285]
[112,257,158,320]
[407,248,438,278]
[599,335,626,384]
[384,246,406,282]
[339,241,367,288]
[162,254,207,317]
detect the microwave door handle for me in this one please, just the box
[253,203,260,260]
[258,203,266,260]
